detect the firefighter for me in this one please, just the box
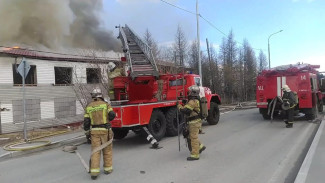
[84,88,116,180]
[107,62,125,100]
[178,85,206,161]
[282,85,297,128]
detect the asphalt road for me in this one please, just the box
[0,108,319,183]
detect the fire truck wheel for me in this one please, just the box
[112,129,129,140]
[305,107,316,120]
[259,108,271,120]
[207,102,220,125]
[148,110,167,141]
[165,107,183,137]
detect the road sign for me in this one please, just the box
[17,58,31,79]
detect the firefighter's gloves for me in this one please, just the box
[108,111,116,121]
[83,117,91,131]
[182,126,189,138]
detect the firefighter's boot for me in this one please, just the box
[104,166,113,175]
[187,154,199,161]
[199,144,206,154]
[286,123,293,128]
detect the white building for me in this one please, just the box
[0,47,119,134]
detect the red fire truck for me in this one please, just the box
[108,25,221,143]
[256,63,324,120]
[110,74,221,141]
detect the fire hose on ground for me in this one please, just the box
[3,130,68,151]
[62,134,114,173]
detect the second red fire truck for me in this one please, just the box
[256,63,324,120]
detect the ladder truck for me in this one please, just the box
[109,25,221,145]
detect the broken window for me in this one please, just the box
[86,68,101,84]
[54,67,72,85]
[12,64,37,86]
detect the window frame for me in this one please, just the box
[86,68,101,84]
[54,66,73,86]
[12,64,37,86]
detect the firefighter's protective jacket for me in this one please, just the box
[178,99,201,123]
[108,68,123,80]
[84,99,113,129]
[282,91,296,108]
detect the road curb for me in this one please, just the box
[294,116,325,183]
[0,135,86,162]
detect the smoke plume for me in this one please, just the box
[0,0,121,52]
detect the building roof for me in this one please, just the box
[0,47,120,63]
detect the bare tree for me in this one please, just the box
[143,28,160,60]
[242,39,257,101]
[258,50,267,72]
[188,40,199,74]
[173,24,188,67]
[219,30,237,103]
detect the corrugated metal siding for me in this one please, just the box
[0,57,109,134]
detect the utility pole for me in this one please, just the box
[196,0,202,86]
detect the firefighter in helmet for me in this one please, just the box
[107,62,126,100]
[84,88,116,180]
[281,85,297,128]
[178,85,206,161]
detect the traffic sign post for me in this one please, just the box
[17,58,31,141]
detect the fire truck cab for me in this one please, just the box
[256,64,324,120]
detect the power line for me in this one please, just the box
[160,0,266,52]
[160,0,196,15]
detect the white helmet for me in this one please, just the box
[282,85,291,92]
[91,87,102,98]
[188,85,200,97]
[108,62,116,71]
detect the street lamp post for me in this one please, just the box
[268,30,283,69]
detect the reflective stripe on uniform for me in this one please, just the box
[104,166,113,171]
[108,107,113,112]
[195,100,200,113]
[184,104,194,110]
[200,144,204,149]
[86,104,108,125]
[91,128,107,131]
[90,168,100,173]
[188,118,201,124]
[84,114,90,118]
[190,154,199,158]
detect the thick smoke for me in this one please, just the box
[0,0,121,51]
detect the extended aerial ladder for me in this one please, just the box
[117,24,159,80]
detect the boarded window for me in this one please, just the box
[12,99,41,123]
[54,67,72,85]
[54,97,76,118]
[12,64,37,86]
[86,68,101,84]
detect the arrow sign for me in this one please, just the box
[17,58,31,79]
